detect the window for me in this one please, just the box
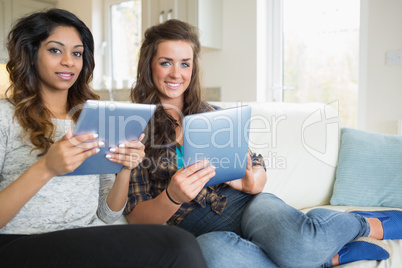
[104,0,141,90]
[262,0,360,127]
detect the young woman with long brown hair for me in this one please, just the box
[125,19,402,267]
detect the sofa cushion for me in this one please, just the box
[211,101,340,209]
[331,128,402,208]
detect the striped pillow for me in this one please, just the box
[331,128,402,208]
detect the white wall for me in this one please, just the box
[57,0,93,28]
[200,0,258,102]
[359,0,402,134]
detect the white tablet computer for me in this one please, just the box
[64,100,156,176]
[182,105,251,186]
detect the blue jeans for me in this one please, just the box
[197,231,279,268]
[179,187,370,268]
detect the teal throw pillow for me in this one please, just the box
[330,128,402,208]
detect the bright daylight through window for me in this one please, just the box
[283,0,360,127]
[109,0,141,90]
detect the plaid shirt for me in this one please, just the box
[124,104,266,226]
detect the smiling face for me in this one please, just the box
[151,40,194,107]
[36,26,84,95]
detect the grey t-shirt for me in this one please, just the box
[0,100,123,235]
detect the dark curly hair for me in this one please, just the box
[5,8,99,156]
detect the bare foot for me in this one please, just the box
[366,217,384,240]
[331,254,340,266]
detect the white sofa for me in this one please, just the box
[111,101,402,267]
[217,101,402,267]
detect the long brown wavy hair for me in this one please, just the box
[5,8,99,156]
[131,19,207,164]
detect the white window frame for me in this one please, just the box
[102,0,120,85]
[257,0,284,102]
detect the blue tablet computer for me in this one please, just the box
[64,100,156,176]
[182,105,251,186]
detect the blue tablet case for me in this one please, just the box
[64,100,156,176]
[182,105,251,186]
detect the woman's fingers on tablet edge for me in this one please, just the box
[67,132,99,146]
[186,164,215,186]
[184,159,210,174]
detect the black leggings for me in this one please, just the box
[0,224,207,268]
